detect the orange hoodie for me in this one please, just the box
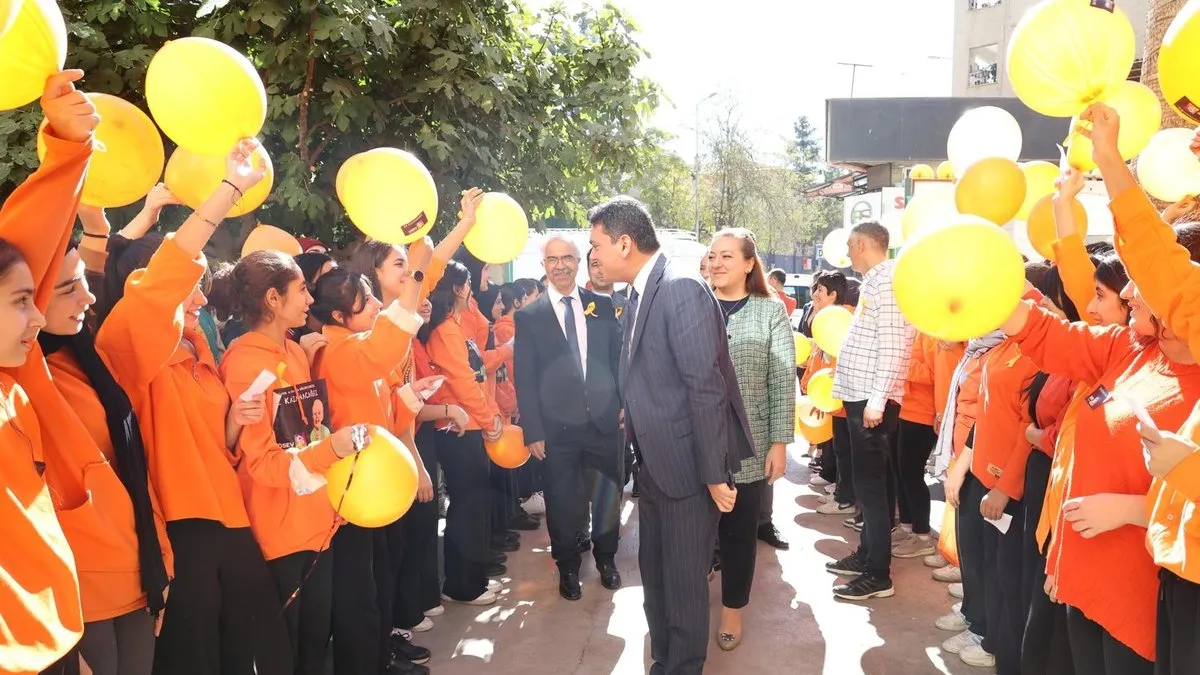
[423,314,500,431]
[969,339,1038,501]
[1013,302,1200,661]
[900,333,936,426]
[1107,186,1200,587]
[0,132,152,623]
[492,314,517,419]
[97,237,249,530]
[800,304,854,420]
[220,332,342,560]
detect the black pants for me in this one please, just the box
[153,520,291,675]
[1020,451,1075,675]
[80,608,156,675]
[1021,452,1052,616]
[543,428,622,571]
[267,551,332,675]
[758,481,774,527]
[896,420,937,534]
[438,429,491,600]
[394,423,443,625]
[1156,569,1200,675]
[845,400,900,579]
[957,473,988,636]
[718,480,765,609]
[330,524,390,675]
[887,423,904,528]
[981,494,1024,675]
[815,440,836,484]
[489,464,517,536]
[41,646,80,675]
[831,416,854,505]
[1065,604,1153,675]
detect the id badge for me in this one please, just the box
[1085,385,1112,409]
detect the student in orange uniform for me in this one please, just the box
[308,266,433,675]
[0,71,96,675]
[997,245,1200,672]
[219,251,364,675]
[490,283,523,422]
[1075,105,1200,675]
[95,141,294,675]
[806,273,859,517]
[419,261,506,606]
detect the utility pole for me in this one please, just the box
[836,62,873,97]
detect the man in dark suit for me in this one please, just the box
[513,235,624,601]
[588,196,754,675]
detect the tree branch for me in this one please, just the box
[297,5,318,179]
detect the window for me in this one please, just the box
[968,44,999,87]
[968,0,1001,8]
[1128,58,1143,82]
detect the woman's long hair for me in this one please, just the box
[711,228,771,297]
[96,233,165,328]
[418,260,471,344]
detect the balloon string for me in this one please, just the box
[280,448,360,611]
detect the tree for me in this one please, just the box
[787,114,843,243]
[0,0,662,247]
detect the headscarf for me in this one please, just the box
[933,330,1007,476]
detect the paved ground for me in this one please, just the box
[417,442,979,675]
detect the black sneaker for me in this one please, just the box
[389,632,431,665]
[509,512,540,531]
[486,562,507,577]
[491,533,520,553]
[833,574,895,601]
[824,554,868,576]
[386,658,429,675]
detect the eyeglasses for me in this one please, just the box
[545,255,578,266]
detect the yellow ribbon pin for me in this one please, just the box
[583,301,597,317]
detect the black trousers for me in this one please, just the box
[981,494,1024,675]
[1020,451,1075,675]
[330,524,390,675]
[896,420,937,534]
[718,480,765,609]
[887,423,905,528]
[1156,569,1200,675]
[41,647,80,675]
[1065,604,1153,675]
[80,608,156,675]
[831,416,854,505]
[153,520,292,675]
[489,463,517,536]
[438,430,491,600]
[267,550,332,675]
[393,423,443,626]
[957,473,988,636]
[815,440,836,484]
[845,400,900,579]
[543,428,622,570]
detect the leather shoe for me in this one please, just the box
[387,657,429,675]
[486,562,507,577]
[559,569,582,601]
[597,561,622,590]
[757,523,790,551]
[389,632,431,665]
[491,534,520,553]
[509,512,540,531]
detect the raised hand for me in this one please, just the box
[225,138,268,194]
[41,70,99,143]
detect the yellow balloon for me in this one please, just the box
[37,94,164,208]
[894,217,1025,342]
[0,0,66,112]
[811,305,853,358]
[901,188,960,240]
[910,164,935,180]
[956,157,1026,225]
[146,37,267,155]
[485,425,531,469]
[326,426,419,528]
[165,144,273,218]
[1136,128,1200,203]
[1066,81,1162,171]
[1159,0,1200,125]
[464,193,530,264]
[795,396,833,445]
[338,148,438,245]
[241,224,302,258]
[1026,195,1088,261]
[1016,161,1060,222]
[793,333,812,366]
[1006,0,1136,117]
[807,368,842,413]
[936,161,955,180]
[0,0,19,40]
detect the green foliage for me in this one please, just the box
[0,0,660,247]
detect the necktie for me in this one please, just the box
[562,296,584,375]
[624,288,639,363]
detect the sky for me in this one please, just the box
[527,0,956,165]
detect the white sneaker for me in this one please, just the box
[411,617,434,632]
[818,493,835,504]
[941,629,982,655]
[893,533,937,559]
[817,501,856,515]
[923,552,949,568]
[487,579,503,593]
[890,527,911,545]
[948,582,964,599]
[935,606,968,632]
[441,590,497,606]
[810,475,831,487]
[933,565,963,583]
[825,484,837,495]
[423,605,445,618]
[960,644,996,667]
[521,492,546,516]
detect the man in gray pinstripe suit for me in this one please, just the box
[588,196,754,675]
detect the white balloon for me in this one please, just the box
[822,229,851,268]
[947,106,1023,176]
[1136,128,1200,203]
[901,186,960,241]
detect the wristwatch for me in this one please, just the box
[410,270,425,283]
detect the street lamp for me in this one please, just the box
[693,91,718,238]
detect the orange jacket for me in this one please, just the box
[969,340,1037,501]
[492,315,518,419]
[900,334,936,426]
[0,132,152,623]
[97,237,249,530]
[220,331,343,560]
[423,314,499,430]
[1014,302,1200,661]
[1107,185,1200,587]
[1053,233,1099,327]
[951,356,985,459]
[775,289,797,316]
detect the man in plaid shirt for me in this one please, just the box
[823,220,915,601]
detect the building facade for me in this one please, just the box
[952,0,1148,97]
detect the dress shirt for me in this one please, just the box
[831,258,915,411]
[627,251,664,340]
[546,284,588,378]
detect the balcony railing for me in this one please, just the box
[968,0,1001,9]
[968,64,999,87]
